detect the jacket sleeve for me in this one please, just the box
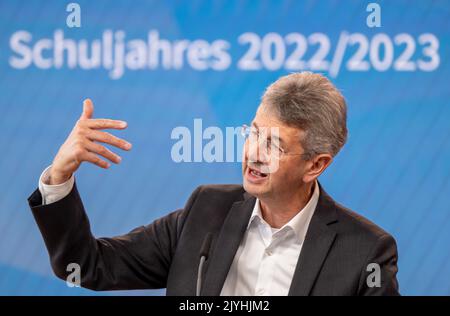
[28,182,201,291]
[358,233,400,296]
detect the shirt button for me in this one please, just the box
[265,249,273,256]
[256,289,265,295]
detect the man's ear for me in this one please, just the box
[302,154,333,183]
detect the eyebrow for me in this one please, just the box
[251,122,285,146]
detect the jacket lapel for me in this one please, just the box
[201,193,255,296]
[288,184,338,296]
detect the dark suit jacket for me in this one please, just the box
[28,182,399,295]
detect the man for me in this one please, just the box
[28,72,399,295]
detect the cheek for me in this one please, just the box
[269,162,289,180]
[242,147,248,166]
[272,161,304,182]
[242,141,248,161]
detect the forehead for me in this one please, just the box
[252,106,304,141]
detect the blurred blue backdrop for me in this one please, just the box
[0,0,449,295]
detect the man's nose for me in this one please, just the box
[247,139,258,163]
[247,138,269,163]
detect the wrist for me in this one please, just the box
[48,168,71,185]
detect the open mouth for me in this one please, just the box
[248,167,268,178]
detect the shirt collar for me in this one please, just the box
[247,180,320,243]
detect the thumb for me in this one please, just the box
[80,98,94,119]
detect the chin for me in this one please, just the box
[243,180,268,198]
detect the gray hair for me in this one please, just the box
[262,72,348,160]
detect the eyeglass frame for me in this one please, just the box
[241,124,305,160]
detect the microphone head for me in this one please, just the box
[199,232,213,258]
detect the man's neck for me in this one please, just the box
[259,182,315,229]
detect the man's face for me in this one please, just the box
[242,106,309,200]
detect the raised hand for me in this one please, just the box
[48,99,132,185]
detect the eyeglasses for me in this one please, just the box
[241,124,304,159]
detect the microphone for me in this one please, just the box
[196,232,213,296]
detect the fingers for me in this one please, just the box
[84,141,122,164]
[81,151,110,169]
[81,99,94,120]
[83,118,128,130]
[75,98,130,169]
[87,130,132,151]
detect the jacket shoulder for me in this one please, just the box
[182,184,249,225]
[333,201,394,242]
[194,184,247,201]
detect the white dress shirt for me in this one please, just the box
[220,180,319,296]
[38,166,320,296]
